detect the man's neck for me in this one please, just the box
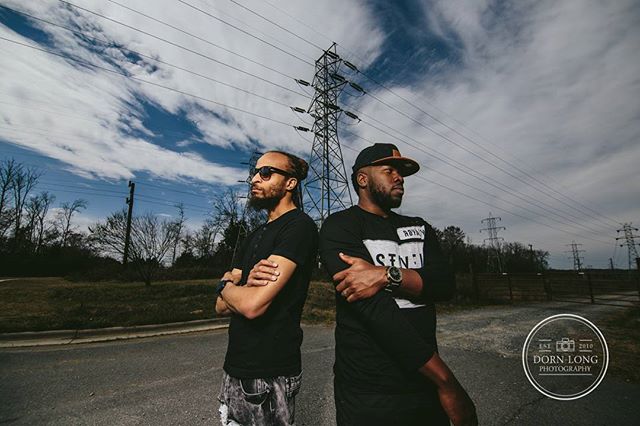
[267,199,297,222]
[357,198,390,218]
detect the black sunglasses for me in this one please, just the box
[253,166,293,180]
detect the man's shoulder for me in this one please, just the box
[393,211,430,227]
[281,209,318,232]
[322,206,361,229]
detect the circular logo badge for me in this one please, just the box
[522,314,609,400]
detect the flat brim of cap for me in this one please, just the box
[370,156,420,177]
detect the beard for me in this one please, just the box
[248,183,287,211]
[369,181,402,210]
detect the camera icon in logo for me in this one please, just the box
[556,337,575,352]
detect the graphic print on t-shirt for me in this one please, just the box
[363,225,426,309]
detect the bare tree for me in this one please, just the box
[171,203,186,265]
[10,162,41,245]
[55,198,87,247]
[212,188,242,226]
[192,215,223,258]
[0,158,18,237]
[90,210,180,285]
[24,191,56,252]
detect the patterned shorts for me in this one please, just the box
[218,371,302,426]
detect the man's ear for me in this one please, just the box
[357,171,368,190]
[286,177,298,191]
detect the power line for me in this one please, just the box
[174,0,314,66]
[49,2,307,98]
[2,6,300,109]
[361,91,618,231]
[350,116,615,239]
[3,3,620,245]
[228,0,325,52]
[202,1,317,63]
[0,36,296,128]
[20,2,614,236]
[247,0,622,228]
[338,131,612,246]
[0,105,614,244]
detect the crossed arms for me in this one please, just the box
[215,255,297,320]
[318,215,477,426]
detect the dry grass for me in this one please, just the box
[598,307,640,383]
[0,277,218,333]
[0,278,337,333]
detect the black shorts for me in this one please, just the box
[334,380,449,426]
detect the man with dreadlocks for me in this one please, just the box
[215,151,318,426]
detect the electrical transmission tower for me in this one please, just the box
[480,213,505,273]
[302,43,355,225]
[565,241,585,271]
[616,223,640,270]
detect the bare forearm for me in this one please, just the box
[419,353,477,426]
[397,268,423,298]
[220,284,267,319]
[215,296,232,316]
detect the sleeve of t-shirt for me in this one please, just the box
[271,214,319,266]
[319,212,436,372]
[417,221,456,302]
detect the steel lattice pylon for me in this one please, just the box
[480,213,505,273]
[616,223,640,270]
[303,43,353,225]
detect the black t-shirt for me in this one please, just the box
[223,208,318,378]
[319,206,455,394]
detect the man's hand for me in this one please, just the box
[246,259,280,287]
[333,253,387,302]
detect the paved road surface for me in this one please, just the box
[1,301,638,425]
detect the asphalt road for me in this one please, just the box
[1,301,638,425]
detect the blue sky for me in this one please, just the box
[1,0,639,269]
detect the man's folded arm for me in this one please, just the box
[319,218,436,373]
[215,268,242,316]
[221,255,297,319]
[220,216,317,320]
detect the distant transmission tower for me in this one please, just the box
[302,43,355,225]
[480,213,505,273]
[565,241,585,271]
[616,223,640,270]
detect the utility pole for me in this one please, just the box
[480,213,505,273]
[616,223,640,270]
[123,180,135,265]
[301,43,360,226]
[565,241,585,271]
[609,257,614,270]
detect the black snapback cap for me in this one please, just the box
[351,143,419,177]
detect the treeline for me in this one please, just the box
[1,159,547,284]
[0,157,266,284]
[435,226,549,273]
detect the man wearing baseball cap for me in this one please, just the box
[319,143,477,425]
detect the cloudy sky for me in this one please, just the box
[1,0,638,269]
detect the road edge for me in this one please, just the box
[0,318,230,348]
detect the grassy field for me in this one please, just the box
[0,277,336,333]
[598,306,640,383]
